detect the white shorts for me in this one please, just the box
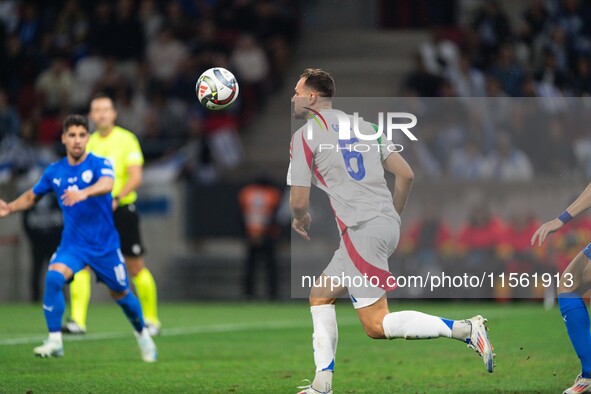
[323,216,400,309]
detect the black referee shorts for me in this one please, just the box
[113,203,145,257]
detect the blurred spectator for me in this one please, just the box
[447,51,486,97]
[238,175,283,300]
[147,27,188,83]
[471,1,512,66]
[139,0,164,42]
[170,56,201,103]
[573,56,591,95]
[165,0,194,41]
[17,2,40,50]
[52,0,89,58]
[496,213,542,297]
[403,52,444,96]
[534,47,570,93]
[115,85,149,138]
[399,205,454,271]
[70,51,105,110]
[448,139,486,180]
[457,205,506,272]
[110,0,145,61]
[0,89,20,142]
[88,1,113,56]
[142,88,188,155]
[0,0,18,34]
[537,117,576,175]
[489,43,525,97]
[191,19,230,63]
[35,56,74,112]
[482,133,534,181]
[519,0,550,46]
[231,34,270,122]
[419,28,460,76]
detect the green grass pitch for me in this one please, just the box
[0,301,579,393]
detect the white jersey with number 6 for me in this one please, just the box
[287,109,400,229]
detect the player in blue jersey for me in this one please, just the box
[0,115,157,362]
[532,184,591,394]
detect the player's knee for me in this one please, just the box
[45,270,66,292]
[309,296,336,307]
[126,258,144,276]
[362,320,386,339]
[558,273,579,295]
[109,289,128,300]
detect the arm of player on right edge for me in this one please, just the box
[0,189,40,218]
[532,181,591,246]
[383,152,414,216]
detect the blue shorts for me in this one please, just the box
[49,246,129,293]
[584,243,591,260]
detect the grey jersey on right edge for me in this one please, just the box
[287,109,400,229]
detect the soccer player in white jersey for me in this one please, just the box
[288,69,495,394]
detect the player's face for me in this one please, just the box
[291,77,314,119]
[62,125,89,161]
[90,97,117,130]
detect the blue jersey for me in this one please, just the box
[32,153,120,255]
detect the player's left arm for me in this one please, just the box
[61,176,114,207]
[113,135,144,209]
[290,186,311,241]
[531,181,591,246]
[383,152,414,215]
[113,164,142,209]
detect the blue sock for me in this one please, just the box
[440,317,454,331]
[559,292,591,378]
[43,271,66,332]
[116,292,145,333]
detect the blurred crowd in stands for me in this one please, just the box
[402,0,591,180]
[0,0,300,183]
[396,205,591,298]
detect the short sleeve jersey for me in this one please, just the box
[287,109,400,228]
[32,153,120,255]
[87,126,144,206]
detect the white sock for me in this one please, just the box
[311,304,337,392]
[382,310,452,339]
[48,331,62,343]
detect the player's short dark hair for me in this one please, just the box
[63,114,89,133]
[91,92,114,104]
[300,68,335,97]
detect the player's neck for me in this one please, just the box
[97,125,115,137]
[305,103,333,118]
[67,152,88,166]
[315,102,332,111]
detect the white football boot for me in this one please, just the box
[563,374,591,394]
[33,338,64,358]
[134,328,157,363]
[466,315,495,373]
[296,380,333,394]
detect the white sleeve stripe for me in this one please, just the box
[101,169,115,177]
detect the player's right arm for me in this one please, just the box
[383,152,414,215]
[0,189,40,218]
[531,182,591,246]
[0,165,56,218]
[288,128,314,241]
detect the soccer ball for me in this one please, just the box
[196,67,239,110]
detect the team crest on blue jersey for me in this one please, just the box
[82,170,93,183]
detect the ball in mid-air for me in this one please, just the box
[196,67,239,110]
